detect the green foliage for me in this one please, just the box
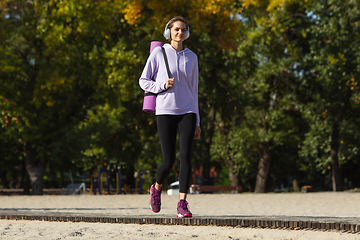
[299,0,360,178]
[1,0,360,193]
[0,0,140,189]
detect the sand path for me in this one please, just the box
[1,192,360,239]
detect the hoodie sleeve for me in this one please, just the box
[193,55,200,127]
[139,47,167,93]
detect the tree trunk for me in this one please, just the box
[330,121,343,191]
[126,162,135,189]
[330,90,351,191]
[254,88,273,193]
[15,159,27,189]
[227,154,239,193]
[227,155,238,187]
[24,141,45,195]
[23,173,31,195]
[254,145,271,193]
[202,107,216,185]
[292,179,299,192]
[0,170,9,189]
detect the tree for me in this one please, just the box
[0,0,129,194]
[0,97,26,190]
[121,0,243,186]
[224,0,312,192]
[299,0,360,191]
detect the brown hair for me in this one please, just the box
[166,16,189,31]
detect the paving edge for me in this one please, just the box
[1,214,360,233]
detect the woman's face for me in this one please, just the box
[170,21,187,42]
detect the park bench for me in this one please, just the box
[190,184,242,194]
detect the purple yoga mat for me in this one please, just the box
[150,41,164,53]
[142,41,165,113]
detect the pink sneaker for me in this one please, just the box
[149,183,162,213]
[177,199,192,218]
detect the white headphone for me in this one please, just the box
[163,18,190,40]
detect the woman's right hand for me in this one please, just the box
[165,78,175,89]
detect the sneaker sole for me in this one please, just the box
[176,213,192,218]
[149,199,160,213]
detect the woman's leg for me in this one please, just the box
[156,115,178,188]
[178,113,197,198]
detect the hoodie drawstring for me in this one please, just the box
[183,51,187,78]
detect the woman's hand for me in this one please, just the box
[165,78,175,89]
[194,126,201,140]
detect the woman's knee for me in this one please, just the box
[159,159,175,172]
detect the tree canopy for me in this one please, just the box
[1,0,359,194]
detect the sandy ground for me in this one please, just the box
[1,219,360,240]
[1,192,360,239]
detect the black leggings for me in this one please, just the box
[156,113,196,193]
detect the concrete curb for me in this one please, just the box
[1,214,359,233]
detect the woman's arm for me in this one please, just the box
[139,48,167,93]
[193,55,200,127]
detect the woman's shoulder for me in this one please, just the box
[184,48,198,59]
[184,47,194,53]
[147,46,164,62]
[150,46,164,56]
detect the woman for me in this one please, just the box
[139,16,200,218]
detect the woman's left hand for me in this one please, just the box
[194,126,201,140]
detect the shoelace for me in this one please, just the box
[152,190,161,205]
[179,201,189,211]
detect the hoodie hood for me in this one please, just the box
[163,43,192,78]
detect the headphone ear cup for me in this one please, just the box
[163,28,170,40]
[185,28,190,40]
